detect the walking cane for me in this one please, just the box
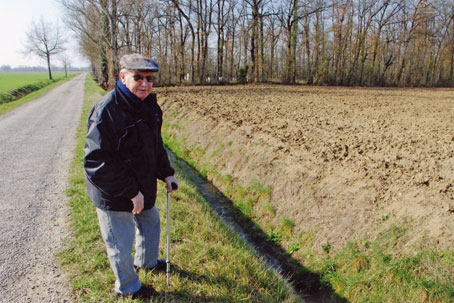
[166,182,178,286]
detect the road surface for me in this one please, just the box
[0,74,86,302]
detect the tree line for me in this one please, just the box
[60,0,454,87]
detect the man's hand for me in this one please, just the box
[165,176,179,192]
[131,191,144,214]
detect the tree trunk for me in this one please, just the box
[110,0,119,82]
[47,54,52,80]
[230,25,235,80]
[291,0,298,83]
[259,14,264,81]
[251,3,258,82]
[304,17,313,84]
[216,0,225,81]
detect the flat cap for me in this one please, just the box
[120,53,159,72]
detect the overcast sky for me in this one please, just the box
[0,0,89,68]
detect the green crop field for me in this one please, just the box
[0,73,68,93]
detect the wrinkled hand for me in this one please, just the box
[131,191,144,214]
[165,176,179,192]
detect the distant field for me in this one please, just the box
[0,73,68,92]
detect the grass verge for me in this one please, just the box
[0,73,79,116]
[58,75,302,303]
[161,120,454,303]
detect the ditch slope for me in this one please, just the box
[157,85,454,255]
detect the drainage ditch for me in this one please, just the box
[167,149,347,303]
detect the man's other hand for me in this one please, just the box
[131,191,144,214]
[165,176,179,192]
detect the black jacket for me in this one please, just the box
[84,80,174,211]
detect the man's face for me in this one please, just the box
[120,70,155,100]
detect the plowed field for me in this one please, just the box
[157,85,454,254]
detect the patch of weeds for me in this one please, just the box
[228,140,233,146]
[257,187,272,202]
[267,226,283,244]
[237,197,256,217]
[281,217,295,230]
[319,259,338,289]
[220,174,234,186]
[200,168,208,178]
[225,184,246,201]
[248,179,272,195]
[280,217,295,239]
[322,243,333,254]
[303,248,313,261]
[288,242,302,255]
[246,179,272,206]
[263,203,276,217]
[223,180,274,222]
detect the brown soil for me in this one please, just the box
[157,85,454,254]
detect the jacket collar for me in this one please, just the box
[115,80,157,118]
[116,79,148,112]
[117,79,141,102]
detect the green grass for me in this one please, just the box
[0,73,79,116]
[0,72,71,92]
[310,228,454,302]
[160,116,454,303]
[58,75,302,303]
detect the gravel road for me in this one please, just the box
[0,74,86,303]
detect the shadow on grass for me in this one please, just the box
[144,265,235,302]
[166,149,348,303]
[152,291,231,303]
[173,265,233,286]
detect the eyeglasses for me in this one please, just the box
[132,74,155,82]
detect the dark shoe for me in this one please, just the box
[135,259,167,272]
[115,285,157,299]
[151,259,167,272]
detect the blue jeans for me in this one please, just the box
[96,207,161,295]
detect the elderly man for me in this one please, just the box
[84,53,178,299]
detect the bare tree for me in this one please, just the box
[264,6,281,80]
[23,19,66,80]
[171,0,197,82]
[245,0,264,82]
[61,0,108,86]
[195,0,214,83]
[214,0,230,80]
[59,53,72,77]
[280,0,299,83]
